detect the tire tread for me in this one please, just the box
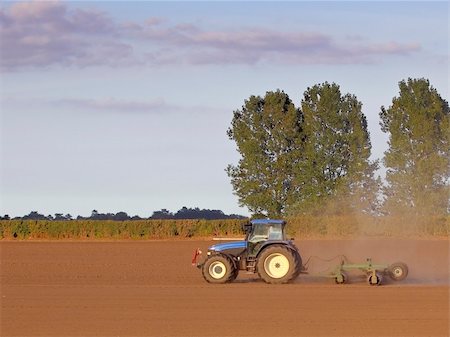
[257,245,301,284]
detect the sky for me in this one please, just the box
[0,1,448,218]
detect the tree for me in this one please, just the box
[380,78,450,217]
[22,211,49,220]
[291,82,380,215]
[54,213,66,221]
[113,212,130,221]
[227,90,303,217]
[151,209,174,219]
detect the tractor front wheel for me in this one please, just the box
[257,245,300,284]
[202,254,236,284]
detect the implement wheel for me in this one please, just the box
[257,245,300,284]
[367,272,382,286]
[388,262,408,281]
[335,272,348,284]
[202,254,236,284]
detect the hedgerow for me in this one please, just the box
[0,215,448,240]
[0,219,247,240]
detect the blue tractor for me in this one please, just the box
[193,219,302,284]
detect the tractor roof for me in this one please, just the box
[250,219,285,225]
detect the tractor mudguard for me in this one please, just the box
[255,241,299,258]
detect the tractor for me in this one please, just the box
[192,219,302,284]
[192,218,410,286]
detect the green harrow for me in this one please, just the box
[302,256,409,286]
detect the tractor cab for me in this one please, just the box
[245,219,286,242]
[245,219,287,257]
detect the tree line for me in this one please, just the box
[227,78,449,220]
[0,207,246,221]
[2,78,448,228]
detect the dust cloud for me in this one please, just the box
[296,238,449,285]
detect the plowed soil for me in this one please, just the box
[1,239,448,337]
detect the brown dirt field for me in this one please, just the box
[1,239,448,337]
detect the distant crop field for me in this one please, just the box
[0,219,246,240]
[1,215,448,240]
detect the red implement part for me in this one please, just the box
[191,248,202,266]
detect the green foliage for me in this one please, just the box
[0,219,248,240]
[0,216,447,239]
[227,84,379,217]
[292,82,380,215]
[285,214,449,238]
[9,221,31,238]
[227,90,303,217]
[380,78,450,217]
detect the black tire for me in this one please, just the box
[257,245,301,284]
[388,262,408,281]
[292,249,303,279]
[230,266,239,282]
[202,254,236,284]
[367,272,382,286]
[335,272,347,284]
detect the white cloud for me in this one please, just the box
[0,1,134,71]
[0,1,422,71]
[3,96,174,114]
[2,95,222,115]
[56,97,171,114]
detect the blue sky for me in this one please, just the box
[0,1,448,217]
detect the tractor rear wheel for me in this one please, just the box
[292,250,303,279]
[202,254,236,284]
[257,245,300,284]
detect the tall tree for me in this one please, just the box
[227,90,303,217]
[291,82,380,214]
[380,78,450,217]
